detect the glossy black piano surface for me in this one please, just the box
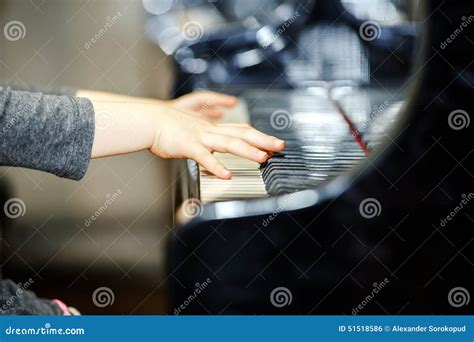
[162,0,473,314]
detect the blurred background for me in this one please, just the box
[1,0,175,314]
[1,0,430,315]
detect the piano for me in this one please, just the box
[146,0,473,314]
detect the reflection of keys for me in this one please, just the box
[198,99,268,203]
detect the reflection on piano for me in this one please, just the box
[145,0,473,314]
[177,82,405,204]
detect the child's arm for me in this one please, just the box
[76,89,238,120]
[80,91,284,179]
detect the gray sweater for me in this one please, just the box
[0,86,95,180]
[1,85,95,315]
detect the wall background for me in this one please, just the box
[1,0,176,314]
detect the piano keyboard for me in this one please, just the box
[250,90,366,195]
[200,153,267,203]
[196,88,402,203]
[199,100,268,203]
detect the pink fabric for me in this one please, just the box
[52,299,71,316]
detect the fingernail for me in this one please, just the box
[223,170,232,178]
[274,139,284,148]
[257,151,267,159]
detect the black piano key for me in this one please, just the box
[243,91,367,195]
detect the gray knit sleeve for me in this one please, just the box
[0,86,95,180]
[0,82,77,96]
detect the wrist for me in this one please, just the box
[146,103,163,150]
[90,100,163,158]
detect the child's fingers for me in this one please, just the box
[193,91,238,108]
[220,123,252,128]
[208,125,285,152]
[192,147,232,179]
[198,108,224,120]
[203,134,269,163]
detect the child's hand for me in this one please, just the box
[88,90,283,179]
[77,89,236,121]
[150,104,284,179]
[170,91,238,120]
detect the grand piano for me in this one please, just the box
[145,0,473,314]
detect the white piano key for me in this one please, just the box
[199,100,268,203]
